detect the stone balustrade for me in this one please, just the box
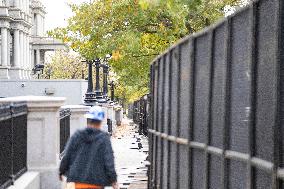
[0,96,66,189]
[0,96,123,189]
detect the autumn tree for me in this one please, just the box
[49,0,242,102]
[43,51,87,79]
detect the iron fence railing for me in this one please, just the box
[60,109,71,154]
[127,104,134,119]
[133,95,149,136]
[133,101,139,125]
[0,102,27,189]
[107,119,113,135]
[149,0,284,188]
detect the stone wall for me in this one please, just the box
[0,79,88,105]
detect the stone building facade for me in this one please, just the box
[0,0,65,80]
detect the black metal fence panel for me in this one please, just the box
[127,104,133,119]
[0,104,13,188]
[208,21,228,189]
[12,103,28,179]
[107,119,113,134]
[0,102,27,189]
[132,95,149,136]
[148,0,284,188]
[210,21,227,151]
[178,39,193,189]
[60,109,71,154]
[148,65,155,189]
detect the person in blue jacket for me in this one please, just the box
[59,106,118,189]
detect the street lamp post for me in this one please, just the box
[84,60,96,105]
[109,81,115,102]
[94,58,103,99]
[102,63,109,100]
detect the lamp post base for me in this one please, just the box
[84,92,97,106]
[84,91,111,106]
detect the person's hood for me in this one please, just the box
[77,128,106,143]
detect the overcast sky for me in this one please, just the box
[41,0,88,32]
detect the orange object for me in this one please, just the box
[75,183,102,189]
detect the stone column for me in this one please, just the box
[9,27,22,79]
[23,33,26,69]
[26,33,29,78]
[24,33,28,77]
[19,30,24,72]
[27,34,31,78]
[7,30,10,67]
[27,0,30,12]
[1,27,8,67]
[61,105,90,136]
[23,0,26,12]
[21,0,24,11]
[26,0,29,13]
[36,49,40,65]
[14,0,19,8]
[19,30,24,78]
[35,14,40,36]
[19,0,22,10]
[0,26,9,79]
[42,16,45,35]
[13,29,20,68]
[0,96,66,189]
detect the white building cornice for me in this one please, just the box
[31,0,47,14]
[0,17,11,28]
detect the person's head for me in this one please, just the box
[87,119,102,129]
[85,106,105,129]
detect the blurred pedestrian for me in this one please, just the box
[59,106,118,189]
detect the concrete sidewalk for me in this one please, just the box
[112,119,149,189]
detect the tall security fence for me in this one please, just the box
[60,108,71,154]
[0,102,27,189]
[148,0,284,188]
[127,104,134,119]
[133,95,149,136]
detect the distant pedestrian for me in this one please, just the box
[59,106,118,189]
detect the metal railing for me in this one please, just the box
[107,119,113,135]
[60,109,71,154]
[133,95,149,136]
[127,104,134,119]
[148,0,284,188]
[0,102,27,189]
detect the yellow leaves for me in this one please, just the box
[139,0,149,10]
[159,22,165,31]
[139,0,160,10]
[112,50,123,61]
